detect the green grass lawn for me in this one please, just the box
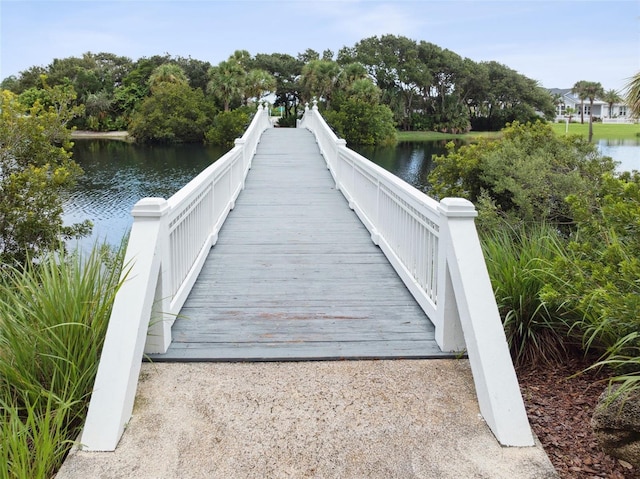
[398,122,640,142]
[549,122,640,141]
[397,130,502,142]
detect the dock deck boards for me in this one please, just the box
[150,128,452,361]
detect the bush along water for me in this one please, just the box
[0,243,125,479]
[429,121,639,398]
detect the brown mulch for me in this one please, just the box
[518,357,638,479]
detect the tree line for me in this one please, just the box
[1,34,563,145]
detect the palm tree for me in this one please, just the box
[551,92,564,117]
[148,64,189,92]
[300,60,340,108]
[601,89,623,118]
[582,81,604,141]
[244,69,276,104]
[572,80,588,124]
[625,71,640,119]
[207,59,245,111]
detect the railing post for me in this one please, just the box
[144,198,172,354]
[334,138,346,191]
[235,137,247,186]
[435,199,472,352]
[437,197,534,447]
[81,197,169,451]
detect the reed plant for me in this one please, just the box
[481,223,572,367]
[0,243,124,479]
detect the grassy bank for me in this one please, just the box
[398,122,640,143]
[548,122,639,141]
[396,130,502,142]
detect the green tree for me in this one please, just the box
[205,106,252,148]
[572,80,589,124]
[0,87,90,267]
[342,35,430,130]
[602,88,622,118]
[244,69,276,104]
[173,56,213,92]
[252,53,304,120]
[128,82,211,143]
[324,78,397,146]
[207,59,245,111]
[148,63,190,91]
[581,81,604,140]
[300,59,340,107]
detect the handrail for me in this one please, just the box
[81,104,272,451]
[298,102,534,447]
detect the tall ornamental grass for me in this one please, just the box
[0,244,124,479]
[481,223,573,367]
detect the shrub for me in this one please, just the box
[429,121,616,229]
[541,172,640,396]
[324,99,397,146]
[205,107,253,148]
[276,114,298,128]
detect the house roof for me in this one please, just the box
[547,88,609,106]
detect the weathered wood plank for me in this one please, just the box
[155,340,446,362]
[149,128,452,362]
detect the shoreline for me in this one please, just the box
[71,130,132,141]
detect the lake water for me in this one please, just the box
[63,140,225,249]
[63,137,639,249]
[597,139,640,173]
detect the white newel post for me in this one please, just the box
[435,199,470,352]
[144,199,172,354]
[81,198,169,451]
[438,197,534,447]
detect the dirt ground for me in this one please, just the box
[518,358,638,478]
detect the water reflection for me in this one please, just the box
[63,140,225,248]
[353,140,459,192]
[597,139,640,172]
[63,138,639,249]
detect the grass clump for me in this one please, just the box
[0,244,124,479]
[481,223,571,367]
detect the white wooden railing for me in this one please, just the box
[81,104,272,451]
[299,101,534,447]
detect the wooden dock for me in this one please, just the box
[150,128,452,361]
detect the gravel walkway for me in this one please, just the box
[57,360,557,479]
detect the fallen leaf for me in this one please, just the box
[618,459,633,470]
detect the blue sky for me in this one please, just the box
[1,0,638,92]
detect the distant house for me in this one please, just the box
[549,88,632,123]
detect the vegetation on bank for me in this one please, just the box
[0,244,124,478]
[0,86,91,268]
[429,120,640,399]
[2,34,563,147]
[398,123,639,143]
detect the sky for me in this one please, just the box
[1,0,639,92]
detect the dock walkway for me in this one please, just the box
[151,128,449,361]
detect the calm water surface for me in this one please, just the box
[63,140,226,249]
[64,137,639,249]
[597,139,640,173]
